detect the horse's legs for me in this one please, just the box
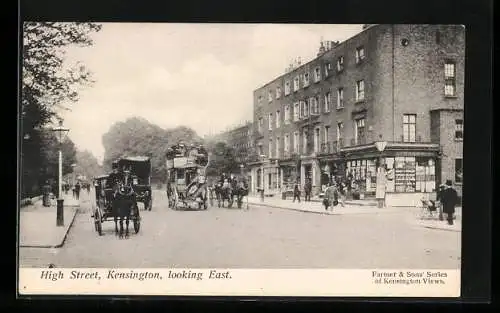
[114,215,119,236]
[125,214,130,238]
[119,217,124,238]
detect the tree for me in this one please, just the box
[206,141,239,177]
[74,150,104,180]
[102,117,203,182]
[21,22,101,197]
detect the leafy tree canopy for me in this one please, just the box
[102,117,202,181]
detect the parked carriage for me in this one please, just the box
[92,173,141,236]
[117,156,153,211]
[166,144,209,210]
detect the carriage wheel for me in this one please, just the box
[94,209,102,236]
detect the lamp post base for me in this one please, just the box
[56,199,64,227]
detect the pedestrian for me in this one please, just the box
[323,181,338,211]
[74,181,81,200]
[292,180,301,203]
[440,180,459,225]
[337,179,346,207]
[304,179,312,202]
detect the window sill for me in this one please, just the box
[355,99,365,104]
[336,106,345,110]
[444,95,458,99]
[454,139,463,142]
[323,110,331,114]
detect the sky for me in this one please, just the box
[55,23,363,163]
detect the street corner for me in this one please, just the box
[19,207,79,248]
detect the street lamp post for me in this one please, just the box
[52,119,69,227]
[374,141,388,208]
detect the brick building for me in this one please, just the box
[248,24,464,206]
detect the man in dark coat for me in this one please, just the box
[292,180,301,203]
[441,180,459,225]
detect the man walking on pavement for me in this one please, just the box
[304,179,312,202]
[292,180,301,203]
[74,181,81,200]
[441,179,459,225]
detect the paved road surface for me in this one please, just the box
[19,190,461,269]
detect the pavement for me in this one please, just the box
[247,195,397,215]
[19,194,80,248]
[19,189,461,269]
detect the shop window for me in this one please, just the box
[385,156,421,193]
[415,157,436,192]
[455,158,463,183]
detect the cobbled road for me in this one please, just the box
[19,190,461,269]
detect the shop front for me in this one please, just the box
[341,142,440,207]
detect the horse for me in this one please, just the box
[112,171,138,239]
[214,181,233,208]
[231,180,248,209]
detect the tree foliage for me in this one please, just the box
[20,22,101,197]
[102,117,202,181]
[74,150,104,180]
[205,141,240,177]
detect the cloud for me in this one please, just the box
[57,23,363,163]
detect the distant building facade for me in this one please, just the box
[248,24,464,206]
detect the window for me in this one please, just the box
[258,144,263,156]
[257,95,263,106]
[293,102,300,121]
[314,128,320,152]
[303,72,310,87]
[303,129,308,154]
[325,62,333,76]
[455,119,463,140]
[276,110,281,128]
[276,137,280,158]
[356,80,365,101]
[354,118,366,145]
[284,81,291,95]
[284,133,290,153]
[268,138,273,158]
[314,67,321,82]
[268,90,273,102]
[300,100,308,119]
[258,117,263,133]
[336,56,344,72]
[403,114,416,142]
[268,113,273,130]
[355,46,365,63]
[293,76,300,92]
[324,92,331,113]
[310,96,320,115]
[284,104,291,124]
[337,122,344,143]
[323,126,330,146]
[337,88,344,108]
[444,61,456,96]
[455,158,463,183]
[276,87,282,99]
[392,157,417,192]
[293,131,299,153]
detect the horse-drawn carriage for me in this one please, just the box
[117,156,153,211]
[166,144,209,210]
[212,174,249,209]
[92,169,141,238]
